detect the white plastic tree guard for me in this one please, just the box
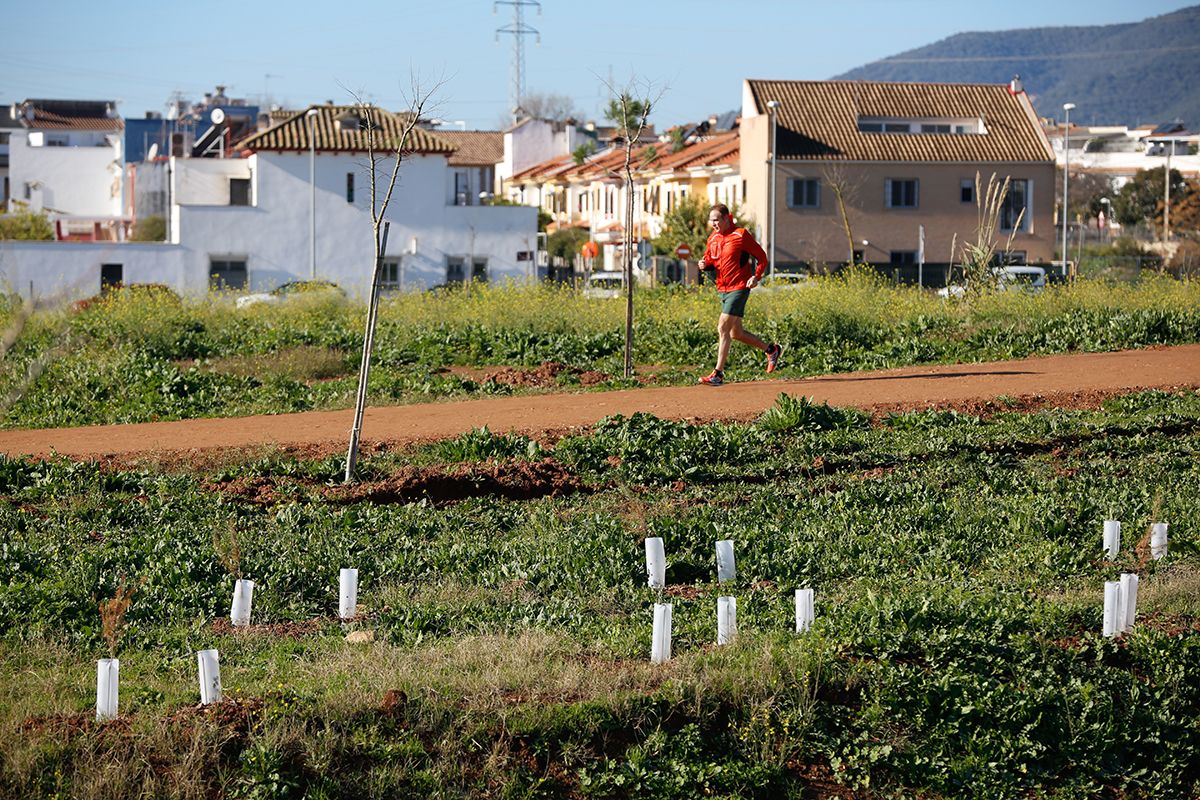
[1102,581,1121,638]
[1103,520,1121,559]
[651,603,673,663]
[197,649,223,705]
[715,540,736,583]
[339,568,359,620]
[795,588,815,633]
[95,658,119,721]
[1150,523,1168,560]
[230,579,254,627]
[1119,573,1139,633]
[645,537,666,589]
[717,596,737,645]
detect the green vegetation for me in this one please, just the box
[1,390,1197,797]
[130,215,167,243]
[0,207,54,240]
[2,273,1198,430]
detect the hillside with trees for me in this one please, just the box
[835,5,1200,127]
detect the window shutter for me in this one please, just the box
[885,179,893,208]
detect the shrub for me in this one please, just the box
[0,208,53,240]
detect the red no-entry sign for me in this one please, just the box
[675,243,691,258]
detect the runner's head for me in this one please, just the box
[708,204,734,235]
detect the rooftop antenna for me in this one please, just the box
[494,0,540,125]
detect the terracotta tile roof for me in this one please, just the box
[239,105,454,154]
[652,132,739,172]
[512,133,739,185]
[746,80,1053,163]
[13,99,123,132]
[436,130,504,166]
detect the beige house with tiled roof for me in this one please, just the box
[740,79,1057,280]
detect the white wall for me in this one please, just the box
[0,241,185,301]
[172,157,251,205]
[8,131,122,216]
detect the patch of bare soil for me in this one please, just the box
[868,387,1120,421]
[210,617,327,639]
[204,458,586,507]
[448,361,611,388]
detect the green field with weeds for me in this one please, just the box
[2,272,1199,428]
[1,390,1198,798]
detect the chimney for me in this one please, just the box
[708,114,718,128]
[1009,74,1024,95]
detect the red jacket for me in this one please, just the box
[701,227,768,291]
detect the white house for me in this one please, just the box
[0,104,539,299]
[6,100,124,220]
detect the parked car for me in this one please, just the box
[582,271,625,299]
[758,272,811,291]
[937,265,1046,298]
[236,280,345,309]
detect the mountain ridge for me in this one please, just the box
[834,6,1200,127]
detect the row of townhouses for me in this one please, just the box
[2,78,1195,299]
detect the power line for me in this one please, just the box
[494,0,540,124]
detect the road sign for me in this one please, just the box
[675,243,692,258]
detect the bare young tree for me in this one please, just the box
[344,78,444,482]
[602,78,665,379]
[821,164,863,264]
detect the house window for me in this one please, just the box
[454,171,469,206]
[46,133,69,147]
[961,179,975,204]
[100,264,123,291]
[788,178,820,209]
[886,179,918,209]
[884,122,910,133]
[471,258,488,283]
[858,121,883,133]
[346,173,355,203]
[889,251,917,266]
[446,257,466,283]
[209,258,248,290]
[380,258,401,291]
[229,178,251,206]
[921,124,951,134]
[0,132,9,145]
[1000,179,1030,232]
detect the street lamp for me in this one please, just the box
[1061,103,1075,277]
[306,108,319,280]
[766,100,781,280]
[1099,197,1110,244]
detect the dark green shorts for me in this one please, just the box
[718,288,751,318]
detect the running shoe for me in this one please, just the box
[766,343,783,373]
[699,369,724,386]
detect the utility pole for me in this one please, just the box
[494,0,540,125]
[1164,139,1173,242]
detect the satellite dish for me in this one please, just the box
[146,143,159,161]
[210,108,226,124]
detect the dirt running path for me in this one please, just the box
[1,345,1198,461]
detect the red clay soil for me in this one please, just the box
[1,345,1198,462]
[204,458,586,507]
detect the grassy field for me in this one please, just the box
[1,390,1197,798]
[1,272,1198,429]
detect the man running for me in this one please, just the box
[696,204,782,386]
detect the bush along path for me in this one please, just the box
[0,390,1198,798]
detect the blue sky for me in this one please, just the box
[2,0,1194,129]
